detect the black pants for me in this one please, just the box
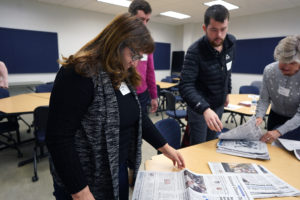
[53,163,129,200]
[268,110,300,141]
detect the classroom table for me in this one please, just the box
[225,94,270,125]
[0,93,51,166]
[0,93,50,114]
[0,93,50,145]
[156,81,178,89]
[145,139,300,200]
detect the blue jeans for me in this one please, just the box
[188,105,224,145]
[52,163,129,200]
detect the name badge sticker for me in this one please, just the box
[141,54,148,61]
[226,61,232,71]
[119,82,131,96]
[278,86,290,97]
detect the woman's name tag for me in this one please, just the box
[119,82,130,96]
[278,86,290,97]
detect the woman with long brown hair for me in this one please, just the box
[46,13,185,200]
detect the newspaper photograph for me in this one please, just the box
[132,169,253,200]
[208,162,300,198]
[217,140,270,160]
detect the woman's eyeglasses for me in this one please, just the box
[129,47,143,61]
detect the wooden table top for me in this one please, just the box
[156,81,178,89]
[225,94,270,116]
[0,93,50,114]
[145,140,300,200]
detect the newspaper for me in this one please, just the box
[132,169,253,200]
[217,140,270,160]
[217,116,269,159]
[225,104,242,110]
[208,162,300,198]
[277,138,300,160]
[218,116,263,140]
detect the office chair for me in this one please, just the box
[156,85,166,119]
[239,85,260,95]
[155,118,181,154]
[164,92,187,131]
[31,106,49,182]
[250,81,262,93]
[35,82,54,93]
[0,88,23,157]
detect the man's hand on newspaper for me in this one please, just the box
[158,144,185,169]
[203,108,223,132]
[255,117,263,126]
[260,130,281,143]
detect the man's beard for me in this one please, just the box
[210,38,224,47]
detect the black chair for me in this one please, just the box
[165,92,187,131]
[31,106,49,182]
[239,85,260,95]
[35,82,54,93]
[0,88,23,157]
[250,81,262,93]
[156,85,165,119]
[155,119,181,154]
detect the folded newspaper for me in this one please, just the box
[217,116,269,159]
[208,162,300,198]
[132,169,253,200]
[276,138,300,160]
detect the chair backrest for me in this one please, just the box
[250,81,262,92]
[33,106,49,142]
[161,76,172,83]
[164,92,176,111]
[156,85,161,97]
[155,118,181,149]
[239,85,259,95]
[0,88,9,99]
[35,83,54,93]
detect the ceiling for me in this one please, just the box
[37,0,300,25]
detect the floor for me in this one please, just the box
[0,108,266,200]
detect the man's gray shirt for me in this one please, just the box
[256,61,300,135]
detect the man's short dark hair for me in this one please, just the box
[128,0,152,15]
[204,5,229,27]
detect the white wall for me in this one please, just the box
[0,0,182,85]
[181,6,300,93]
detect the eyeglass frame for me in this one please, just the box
[128,47,143,61]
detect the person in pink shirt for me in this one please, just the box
[129,0,158,114]
[0,61,9,89]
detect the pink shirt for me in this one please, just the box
[136,53,157,99]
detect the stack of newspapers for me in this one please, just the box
[208,162,300,198]
[217,116,270,160]
[132,169,253,200]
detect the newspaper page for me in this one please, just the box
[132,169,253,200]
[208,162,300,198]
[217,140,270,160]
[184,169,253,200]
[277,138,300,160]
[218,116,263,140]
[132,170,187,200]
